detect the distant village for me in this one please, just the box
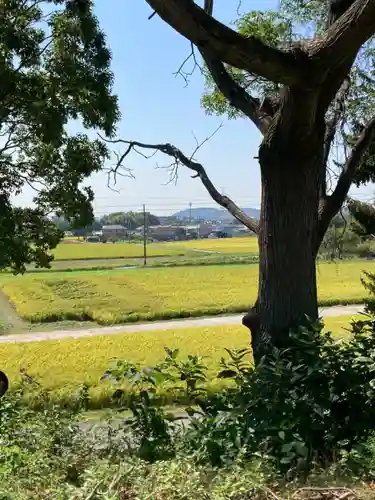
[62,209,258,243]
[82,219,253,243]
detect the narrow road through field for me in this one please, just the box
[0,304,365,344]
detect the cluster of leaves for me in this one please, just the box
[201,10,293,119]
[185,317,375,472]
[348,199,375,240]
[0,0,119,272]
[102,348,209,462]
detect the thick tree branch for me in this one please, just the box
[145,0,311,86]
[101,135,259,233]
[310,0,375,73]
[201,53,269,134]
[318,116,375,244]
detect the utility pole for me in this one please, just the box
[189,202,192,223]
[143,204,147,266]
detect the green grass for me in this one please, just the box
[0,315,359,408]
[0,260,372,325]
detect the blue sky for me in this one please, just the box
[89,0,266,217]
[18,0,375,216]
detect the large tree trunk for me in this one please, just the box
[243,151,322,362]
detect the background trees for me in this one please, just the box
[0,0,119,272]
[101,211,160,230]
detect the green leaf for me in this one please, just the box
[281,443,293,453]
[278,431,286,440]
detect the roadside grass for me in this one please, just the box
[0,260,372,325]
[0,315,360,409]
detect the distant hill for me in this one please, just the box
[173,207,260,222]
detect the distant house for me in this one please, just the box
[101,225,127,242]
[182,223,216,239]
[148,225,186,242]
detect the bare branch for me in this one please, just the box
[318,116,375,245]
[102,144,135,188]
[145,0,311,86]
[101,132,259,233]
[173,43,202,86]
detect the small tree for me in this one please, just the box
[109,0,375,360]
[0,0,119,272]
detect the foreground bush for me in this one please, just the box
[104,310,375,474]
[0,388,373,499]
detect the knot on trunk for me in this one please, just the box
[242,307,260,331]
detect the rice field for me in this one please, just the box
[52,241,184,260]
[0,260,372,325]
[0,316,358,397]
[165,236,259,254]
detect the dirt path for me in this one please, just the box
[0,291,30,335]
[0,304,364,344]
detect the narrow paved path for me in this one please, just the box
[0,304,365,344]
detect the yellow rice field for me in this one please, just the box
[0,316,357,394]
[165,236,259,254]
[53,242,184,260]
[0,260,372,325]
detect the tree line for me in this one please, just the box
[51,212,161,235]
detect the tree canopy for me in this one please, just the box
[0,0,119,272]
[101,211,160,230]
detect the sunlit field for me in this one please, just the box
[0,315,357,396]
[0,260,371,325]
[164,236,259,254]
[53,241,184,260]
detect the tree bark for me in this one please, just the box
[243,140,323,362]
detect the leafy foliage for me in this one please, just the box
[201,10,292,119]
[348,199,375,240]
[0,0,119,272]
[101,211,160,230]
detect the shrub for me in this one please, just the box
[106,314,375,474]
[183,316,375,472]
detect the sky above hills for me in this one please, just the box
[16,0,375,216]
